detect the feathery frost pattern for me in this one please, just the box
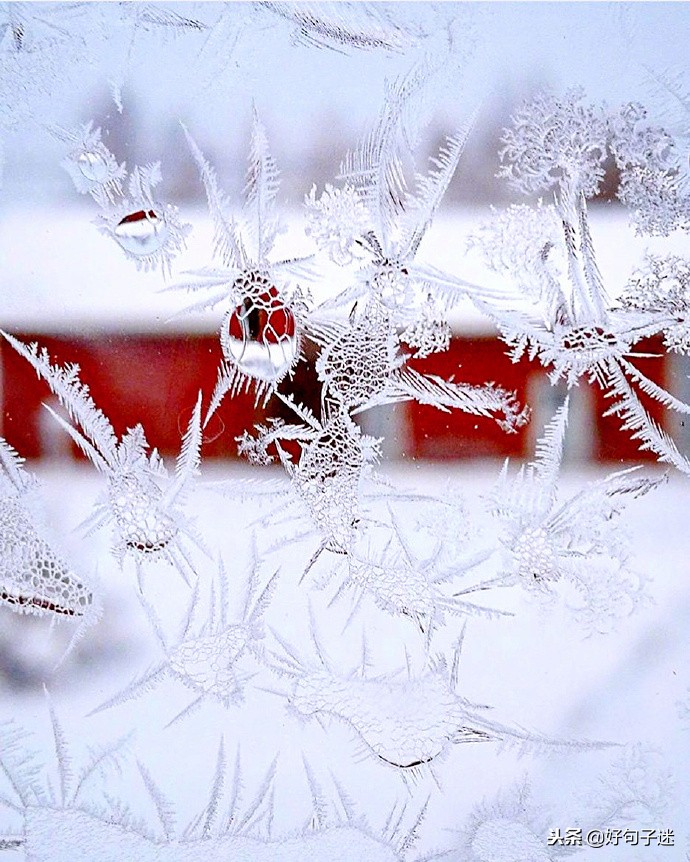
[0,438,96,623]
[169,116,313,410]
[0,7,687,861]
[90,555,277,725]
[0,715,407,862]
[268,627,610,776]
[488,399,660,633]
[1,333,205,584]
[469,87,690,472]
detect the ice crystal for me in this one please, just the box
[620,254,690,354]
[102,2,207,114]
[499,88,608,198]
[0,2,88,131]
[399,302,451,358]
[448,751,675,862]
[326,515,507,634]
[450,780,553,862]
[0,438,96,623]
[270,632,608,775]
[90,555,277,725]
[22,809,403,862]
[256,1,419,55]
[470,88,690,471]
[309,306,527,431]
[54,120,191,273]
[170,114,314,408]
[488,399,659,633]
[1,333,205,585]
[304,182,372,266]
[308,79,489,328]
[609,101,690,236]
[301,63,528,439]
[581,744,675,828]
[96,162,192,276]
[465,202,567,320]
[344,547,481,633]
[239,401,377,555]
[0,9,686,860]
[499,88,690,233]
[0,717,404,862]
[53,122,126,203]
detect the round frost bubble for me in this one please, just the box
[224,285,298,382]
[471,819,551,862]
[113,209,168,257]
[77,150,110,183]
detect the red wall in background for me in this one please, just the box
[405,334,670,463]
[592,336,667,464]
[0,331,672,464]
[1,334,263,460]
[404,337,533,460]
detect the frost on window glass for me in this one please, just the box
[0,3,688,861]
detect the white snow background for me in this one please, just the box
[0,456,687,860]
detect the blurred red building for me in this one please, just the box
[1,209,686,467]
[0,329,677,466]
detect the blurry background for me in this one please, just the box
[0,4,689,857]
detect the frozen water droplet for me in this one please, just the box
[225,282,298,382]
[77,151,110,183]
[114,209,168,257]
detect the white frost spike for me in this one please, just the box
[316,60,491,327]
[1,333,205,581]
[337,55,438,251]
[399,121,476,261]
[469,89,690,467]
[309,308,528,432]
[90,557,277,724]
[258,1,417,55]
[338,521,507,634]
[173,124,314,411]
[489,398,663,633]
[2,718,401,861]
[274,640,602,772]
[54,121,126,203]
[347,550,438,631]
[355,366,529,434]
[450,779,554,862]
[98,163,191,276]
[0,437,97,623]
[244,106,281,262]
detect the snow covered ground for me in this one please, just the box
[0,457,688,859]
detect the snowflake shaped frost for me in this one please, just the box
[168,111,314,409]
[1,333,206,587]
